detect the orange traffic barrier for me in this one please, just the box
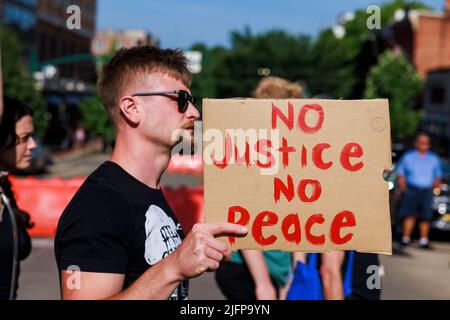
[9,176,85,237]
[9,176,204,237]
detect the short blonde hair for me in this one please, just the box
[98,46,191,127]
[252,76,304,99]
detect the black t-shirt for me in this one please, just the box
[54,161,188,300]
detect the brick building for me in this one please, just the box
[36,0,97,82]
[422,69,450,157]
[92,29,158,56]
[378,0,450,77]
[412,0,450,77]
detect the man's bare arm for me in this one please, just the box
[398,175,407,192]
[61,222,247,300]
[320,251,345,300]
[61,256,180,300]
[434,178,442,190]
[240,250,276,300]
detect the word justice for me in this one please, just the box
[211,103,365,173]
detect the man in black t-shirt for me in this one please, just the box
[54,46,247,300]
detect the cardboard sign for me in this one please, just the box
[203,99,392,254]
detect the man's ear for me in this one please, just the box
[118,96,140,126]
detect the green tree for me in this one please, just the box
[79,93,115,142]
[79,41,119,142]
[200,28,313,99]
[364,50,423,142]
[308,28,358,98]
[189,43,227,112]
[0,27,47,137]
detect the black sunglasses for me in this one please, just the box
[131,90,197,113]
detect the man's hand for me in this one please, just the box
[433,178,442,190]
[170,222,248,280]
[398,175,407,193]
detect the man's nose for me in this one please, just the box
[186,102,201,120]
[28,136,37,150]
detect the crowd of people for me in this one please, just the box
[0,45,442,300]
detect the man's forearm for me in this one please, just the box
[398,176,407,191]
[108,254,182,300]
[322,271,344,300]
[241,250,272,284]
[241,250,277,299]
[320,251,345,300]
[434,178,442,189]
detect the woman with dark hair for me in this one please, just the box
[0,96,36,300]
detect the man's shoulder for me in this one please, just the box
[59,163,131,222]
[77,162,128,199]
[427,151,441,162]
[398,150,415,164]
[55,183,133,246]
[72,183,127,206]
[403,150,416,159]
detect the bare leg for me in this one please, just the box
[402,216,416,239]
[419,221,430,240]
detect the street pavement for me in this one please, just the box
[14,148,450,300]
[16,237,450,300]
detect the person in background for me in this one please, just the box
[397,133,442,249]
[74,127,86,149]
[215,76,303,300]
[0,96,36,299]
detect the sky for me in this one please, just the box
[97,0,443,49]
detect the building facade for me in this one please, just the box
[35,0,97,84]
[1,0,97,83]
[412,1,450,77]
[0,0,37,62]
[92,29,158,56]
[422,69,450,157]
[2,0,98,148]
[377,0,450,77]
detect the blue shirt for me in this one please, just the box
[397,150,442,189]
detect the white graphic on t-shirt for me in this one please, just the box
[144,205,186,300]
[144,205,182,266]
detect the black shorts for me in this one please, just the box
[398,186,433,221]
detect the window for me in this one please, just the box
[430,86,446,104]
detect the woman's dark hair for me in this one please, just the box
[0,96,34,149]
